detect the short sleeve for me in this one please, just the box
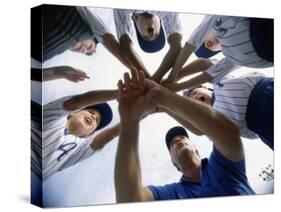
[160,12,182,38]
[210,146,246,175]
[206,57,240,83]
[43,96,74,120]
[113,9,134,39]
[76,7,111,43]
[148,184,179,200]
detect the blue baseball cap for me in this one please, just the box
[134,21,166,53]
[85,102,113,131]
[165,126,189,151]
[195,42,221,58]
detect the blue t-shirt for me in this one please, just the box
[148,146,255,200]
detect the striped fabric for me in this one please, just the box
[43,5,94,61]
[113,9,182,40]
[31,96,96,180]
[212,72,265,139]
[42,6,111,62]
[187,15,272,83]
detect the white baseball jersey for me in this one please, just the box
[76,7,111,43]
[113,9,182,40]
[32,96,96,180]
[212,72,265,139]
[187,15,272,83]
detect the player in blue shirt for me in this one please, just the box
[114,68,255,203]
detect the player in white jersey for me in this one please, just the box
[181,72,273,150]
[166,15,273,84]
[113,9,182,81]
[31,88,120,182]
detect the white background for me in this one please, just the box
[0,0,280,211]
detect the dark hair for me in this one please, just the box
[183,86,213,97]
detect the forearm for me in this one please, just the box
[163,107,203,135]
[43,67,64,81]
[175,72,213,92]
[64,89,118,111]
[168,42,196,81]
[152,44,182,82]
[176,58,213,81]
[114,119,143,202]
[102,34,132,69]
[120,36,151,78]
[90,123,120,150]
[157,88,238,141]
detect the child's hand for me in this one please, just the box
[61,66,90,83]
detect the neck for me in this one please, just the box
[181,157,201,182]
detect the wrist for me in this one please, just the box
[120,115,141,124]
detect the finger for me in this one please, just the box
[124,72,131,91]
[138,71,145,88]
[117,80,124,95]
[77,70,90,79]
[130,68,139,88]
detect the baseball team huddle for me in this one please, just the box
[31,5,273,205]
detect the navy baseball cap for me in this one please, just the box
[195,42,221,58]
[85,103,113,131]
[165,126,189,151]
[134,21,166,53]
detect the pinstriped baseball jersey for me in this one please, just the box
[187,15,272,83]
[113,9,182,40]
[31,96,96,180]
[43,6,111,61]
[212,72,265,139]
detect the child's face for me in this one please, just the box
[132,14,161,41]
[66,109,101,137]
[189,87,213,105]
[204,31,222,52]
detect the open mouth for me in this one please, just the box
[198,96,205,102]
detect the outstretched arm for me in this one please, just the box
[119,35,151,78]
[42,66,90,82]
[114,69,154,202]
[102,33,132,69]
[90,123,120,150]
[166,42,196,82]
[151,33,182,82]
[63,89,118,111]
[162,106,203,136]
[154,86,244,162]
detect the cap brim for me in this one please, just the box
[91,103,113,131]
[165,126,189,151]
[134,22,166,53]
[195,43,221,58]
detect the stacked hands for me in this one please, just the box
[117,68,165,121]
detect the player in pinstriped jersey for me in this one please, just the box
[113,9,182,81]
[164,15,273,88]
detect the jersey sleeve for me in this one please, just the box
[43,96,74,120]
[76,7,111,43]
[148,184,178,200]
[113,9,134,39]
[210,146,246,175]
[206,57,240,83]
[161,12,182,38]
[187,15,219,48]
